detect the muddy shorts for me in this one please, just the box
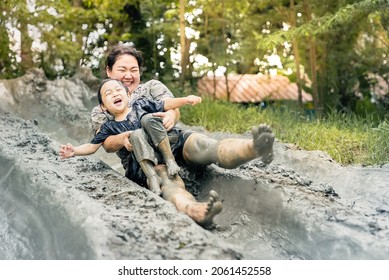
[120,127,194,186]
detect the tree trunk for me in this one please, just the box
[303,0,321,115]
[73,0,83,71]
[19,21,34,71]
[221,0,230,101]
[19,1,33,72]
[179,0,189,89]
[290,0,303,110]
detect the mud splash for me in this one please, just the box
[0,70,388,259]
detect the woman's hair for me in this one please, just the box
[97,78,129,105]
[105,44,145,74]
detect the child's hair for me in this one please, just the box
[97,78,129,105]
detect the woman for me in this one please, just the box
[92,44,275,172]
[90,44,275,226]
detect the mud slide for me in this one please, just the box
[0,69,388,259]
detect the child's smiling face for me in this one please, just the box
[100,80,129,115]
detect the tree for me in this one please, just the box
[179,0,189,89]
[290,0,303,109]
[0,0,387,118]
[191,0,253,100]
[0,0,22,78]
[303,0,319,113]
[256,0,389,115]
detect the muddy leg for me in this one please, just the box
[158,136,181,177]
[182,124,275,169]
[155,165,223,228]
[139,160,162,196]
[251,124,274,164]
[141,114,180,177]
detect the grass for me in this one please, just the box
[179,98,389,166]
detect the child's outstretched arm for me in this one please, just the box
[59,143,101,159]
[163,95,202,111]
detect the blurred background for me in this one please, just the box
[1,0,388,117]
[1,0,388,165]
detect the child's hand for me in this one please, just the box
[59,143,75,159]
[187,95,202,105]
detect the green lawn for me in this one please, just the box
[179,99,389,166]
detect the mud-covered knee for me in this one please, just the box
[141,114,163,129]
[129,129,143,144]
[140,114,153,126]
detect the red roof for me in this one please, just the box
[197,74,313,103]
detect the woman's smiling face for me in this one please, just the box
[106,54,141,94]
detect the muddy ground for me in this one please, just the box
[0,69,388,260]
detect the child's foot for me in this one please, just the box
[251,124,275,165]
[147,174,162,196]
[165,159,181,178]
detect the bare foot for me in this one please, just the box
[165,159,181,178]
[251,124,275,165]
[191,190,223,228]
[146,174,162,196]
[154,165,222,228]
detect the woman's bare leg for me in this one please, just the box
[182,124,275,169]
[139,160,162,196]
[154,165,223,228]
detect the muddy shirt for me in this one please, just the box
[90,82,185,186]
[90,98,165,145]
[90,80,174,133]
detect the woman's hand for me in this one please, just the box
[123,131,133,152]
[153,110,177,131]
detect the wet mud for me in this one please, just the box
[0,69,388,259]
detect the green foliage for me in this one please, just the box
[0,0,30,76]
[0,0,387,119]
[180,98,389,165]
[258,0,388,46]
[0,0,387,166]
[0,23,20,78]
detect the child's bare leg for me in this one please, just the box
[139,160,162,196]
[155,165,223,227]
[183,124,275,168]
[158,136,180,177]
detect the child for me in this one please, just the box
[59,78,202,195]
